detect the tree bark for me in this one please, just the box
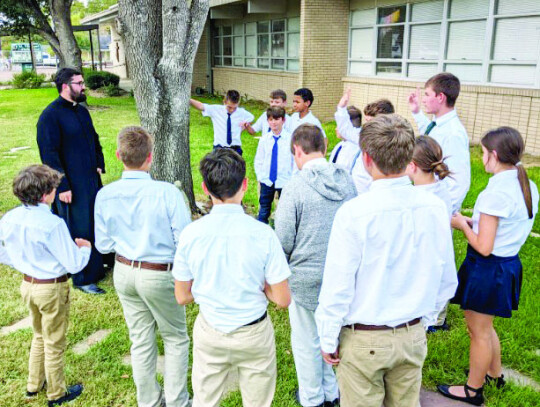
[50,0,82,71]
[118,0,209,213]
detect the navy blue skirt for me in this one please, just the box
[451,245,522,318]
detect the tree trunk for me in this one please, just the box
[118,0,209,213]
[50,0,83,71]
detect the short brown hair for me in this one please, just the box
[200,149,246,201]
[224,90,240,104]
[363,99,395,117]
[347,106,362,128]
[13,165,62,206]
[360,114,415,175]
[270,89,287,101]
[266,106,286,120]
[425,72,460,108]
[291,124,325,155]
[117,126,153,168]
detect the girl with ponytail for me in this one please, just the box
[407,135,453,220]
[438,127,539,406]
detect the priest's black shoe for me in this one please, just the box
[437,383,484,406]
[48,384,83,406]
[75,284,105,295]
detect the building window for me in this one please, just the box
[213,17,300,72]
[348,0,540,87]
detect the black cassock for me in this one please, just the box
[37,96,106,286]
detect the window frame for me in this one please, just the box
[213,17,300,73]
[348,0,540,88]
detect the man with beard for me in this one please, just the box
[36,68,107,294]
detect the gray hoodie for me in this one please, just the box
[275,158,357,311]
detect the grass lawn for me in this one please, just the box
[0,88,539,406]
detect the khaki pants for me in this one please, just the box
[337,322,427,407]
[114,261,190,407]
[192,313,277,407]
[20,280,70,401]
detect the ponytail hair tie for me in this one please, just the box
[516,161,522,166]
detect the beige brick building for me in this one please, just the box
[83,0,540,154]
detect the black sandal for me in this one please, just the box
[465,369,506,389]
[437,383,484,406]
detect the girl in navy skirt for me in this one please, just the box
[438,127,539,406]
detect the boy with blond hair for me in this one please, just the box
[94,126,192,407]
[0,165,90,406]
[316,114,458,407]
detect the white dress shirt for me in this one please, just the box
[254,129,295,188]
[94,171,192,263]
[315,176,457,353]
[349,151,372,194]
[289,111,327,138]
[251,111,292,136]
[202,104,254,147]
[472,169,539,257]
[412,110,471,213]
[416,181,453,220]
[172,204,291,333]
[335,106,361,145]
[0,203,90,278]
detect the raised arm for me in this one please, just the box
[190,98,205,111]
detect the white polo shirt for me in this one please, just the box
[0,204,90,278]
[289,111,327,138]
[472,169,538,257]
[173,204,291,333]
[202,104,254,147]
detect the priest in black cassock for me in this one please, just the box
[37,68,106,295]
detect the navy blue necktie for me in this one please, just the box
[332,144,343,163]
[269,136,279,184]
[350,151,361,174]
[227,113,232,145]
[425,121,436,135]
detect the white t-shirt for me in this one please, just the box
[172,204,291,333]
[472,169,538,257]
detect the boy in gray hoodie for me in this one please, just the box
[275,124,356,407]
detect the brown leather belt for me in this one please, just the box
[23,274,68,284]
[115,254,172,271]
[345,317,421,331]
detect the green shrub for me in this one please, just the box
[103,83,121,97]
[85,70,120,90]
[11,71,46,89]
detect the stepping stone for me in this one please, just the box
[72,329,112,355]
[0,316,31,335]
[9,146,30,152]
[502,367,540,391]
[531,232,540,238]
[535,349,540,357]
[419,388,472,406]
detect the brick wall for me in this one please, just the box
[343,76,540,155]
[213,67,299,104]
[298,0,349,121]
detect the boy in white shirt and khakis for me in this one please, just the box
[173,148,291,407]
[94,127,192,407]
[315,114,458,407]
[0,165,90,406]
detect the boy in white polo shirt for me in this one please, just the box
[315,114,458,407]
[190,90,254,156]
[254,106,294,223]
[94,126,192,407]
[243,89,291,136]
[289,88,327,138]
[0,165,90,406]
[173,149,291,407]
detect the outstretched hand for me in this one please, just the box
[408,87,422,114]
[338,88,351,108]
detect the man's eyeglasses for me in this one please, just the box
[70,81,85,87]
